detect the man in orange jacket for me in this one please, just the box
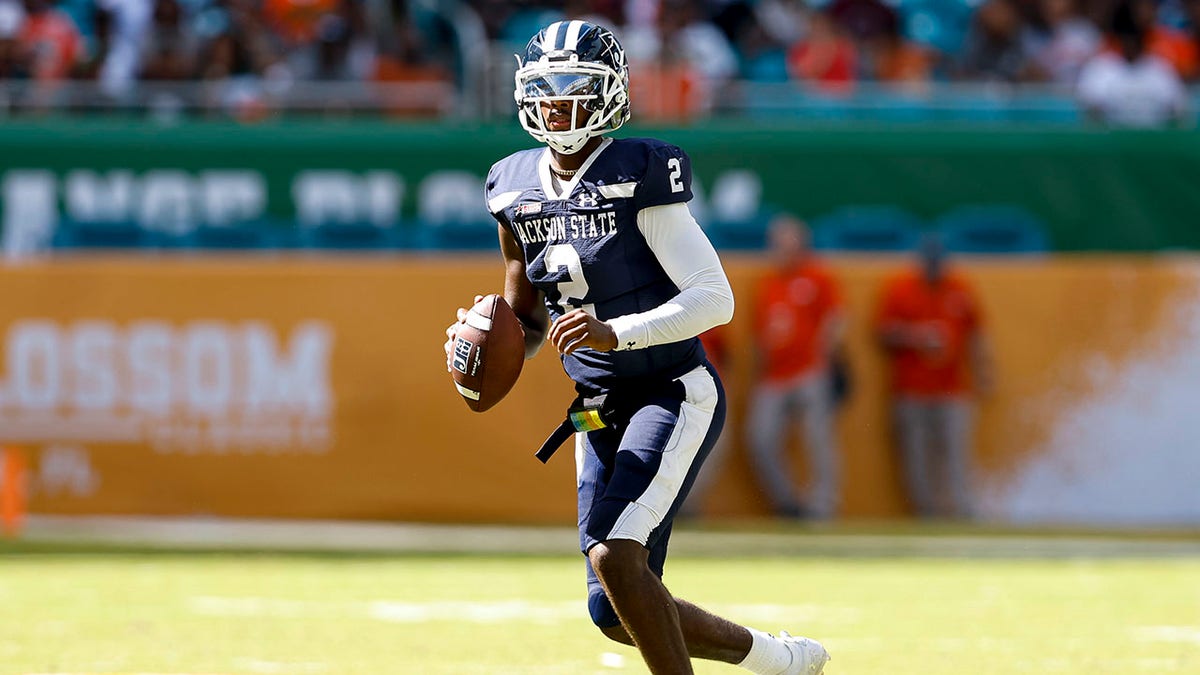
[748,215,845,519]
[875,234,993,518]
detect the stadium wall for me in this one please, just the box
[2,255,1197,526]
[2,121,1200,252]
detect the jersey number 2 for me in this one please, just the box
[545,244,596,316]
[668,157,684,193]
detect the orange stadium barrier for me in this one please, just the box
[1,256,1197,524]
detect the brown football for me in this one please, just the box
[450,294,525,412]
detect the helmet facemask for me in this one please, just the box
[514,24,630,155]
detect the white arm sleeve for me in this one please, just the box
[607,202,735,351]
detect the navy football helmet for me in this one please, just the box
[514,21,630,154]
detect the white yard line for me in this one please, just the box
[231,659,327,675]
[185,595,854,626]
[1133,626,1200,646]
[368,600,580,623]
[19,515,1200,558]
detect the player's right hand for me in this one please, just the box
[444,295,484,372]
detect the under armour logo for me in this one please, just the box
[577,192,599,208]
[626,341,636,349]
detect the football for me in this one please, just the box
[450,294,525,412]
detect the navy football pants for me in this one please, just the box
[576,363,726,627]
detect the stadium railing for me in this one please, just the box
[0,80,461,119]
[0,78,1195,126]
[720,81,1089,125]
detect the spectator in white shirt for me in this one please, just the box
[1077,0,1190,127]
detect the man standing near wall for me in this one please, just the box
[748,215,845,519]
[875,234,994,519]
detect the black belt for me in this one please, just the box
[534,393,613,464]
[534,420,576,464]
[532,377,689,463]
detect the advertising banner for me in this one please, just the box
[3,256,1198,525]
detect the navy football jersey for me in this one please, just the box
[485,137,707,394]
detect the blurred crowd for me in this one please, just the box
[0,0,1195,121]
[0,0,453,114]
[504,0,1198,122]
[495,0,1199,86]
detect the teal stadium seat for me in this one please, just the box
[409,2,470,86]
[302,223,405,250]
[742,49,790,83]
[901,0,975,55]
[52,220,161,249]
[935,204,1049,254]
[500,8,566,48]
[703,215,771,251]
[410,219,499,251]
[184,224,280,249]
[58,0,96,39]
[812,206,924,252]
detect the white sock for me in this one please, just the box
[736,628,794,675]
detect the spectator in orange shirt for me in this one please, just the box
[18,0,80,81]
[787,9,858,94]
[875,235,994,519]
[263,0,339,47]
[1187,0,1200,83]
[864,14,934,88]
[1133,0,1199,79]
[748,215,845,519]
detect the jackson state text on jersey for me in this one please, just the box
[485,137,707,393]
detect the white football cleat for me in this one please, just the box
[779,631,830,674]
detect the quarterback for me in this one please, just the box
[444,21,830,674]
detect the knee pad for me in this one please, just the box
[587,583,621,628]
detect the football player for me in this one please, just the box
[444,21,830,674]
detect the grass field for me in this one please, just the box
[2,531,1199,674]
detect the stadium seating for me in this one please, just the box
[47,207,1056,255]
[300,223,405,250]
[812,205,924,252]
[410,220,499,251]
[741,49,791,83]
[900,0,976,55]
[174,224,282,250]
[53,220,162,249]
[500,8,566,48]
[703,216,772,251]
[935,204,1050,254]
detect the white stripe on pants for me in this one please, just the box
[605,365,720,544]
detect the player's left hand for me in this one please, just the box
[548,309,617,355]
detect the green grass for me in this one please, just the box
[1,546,1198,674]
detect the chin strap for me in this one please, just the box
[543,131,592,155]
